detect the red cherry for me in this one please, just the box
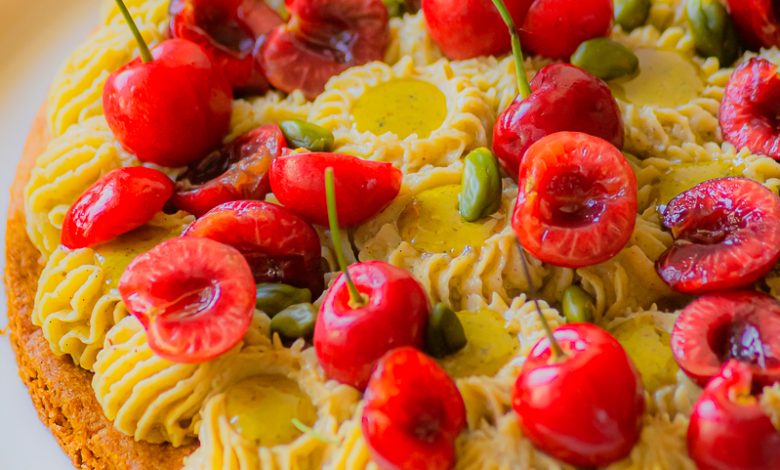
[172,124,287,217]
[61,167,174,249]
[422,0,531,60]
[260,0,389,99]
[688,360,780,470]
[362,347,466,470]
[103,38,233,167]
[720,58,780,161]
[511,131,637,269]
[656,178,780,294]
[269,152,402,227]
[169,0,283,93]
[512,323,644,467]
[520,0,613,59]
[725,0,780,50]
[314,261,430,390]
[671,291,780,388]
[183,200,324,296]
[118,236,256,363]
[493,64,624,178]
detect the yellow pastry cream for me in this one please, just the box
[656,160,734,204]
[609,313,678,392]
[439,310,518,378]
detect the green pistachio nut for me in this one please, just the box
[459,147,502,222]
[571,38,640,81]
[562,286,595,324]
[280,119,335,152]
[426,303,468,358]
[255,283,312,316]
[614,0,651,31]
[270,303,317,340]
[686,0,739,66]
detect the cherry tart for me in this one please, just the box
[362,347,466,470]
[512,131,637,268]
[671,291,780,387]
[656,177,780,294]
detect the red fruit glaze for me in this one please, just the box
[362,347,466,470]
[103,38,233,167]
[169,0,283,93]
[512,323,645,468]
[721,58,780,161]
[726,0,780,50]
[314,261,430,390]
[671,291,780,388]
[512,132,637,268]
[261,0,389,99]
[184,200,324,295]
[269,152,402,227]
[520,0,613,59]
[493,64,624,178]
[656,178,780,294]
[173,124,287,217]
[118,237,256,363]
[688,361,780,470]
[61,167,174,249]
[422,0,531,60]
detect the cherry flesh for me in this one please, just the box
[656,177,780,294]
[726,0,780,50]
[520,0,613,59]
[118,236,256,363]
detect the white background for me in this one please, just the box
[0,0,98,467]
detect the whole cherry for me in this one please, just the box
[520,0,613,59]
[103,0,233,168]
[61,167,174,249]
[726,0,780,50]
[688,360,780,470]
[489,0,623,178]
[313,168,430,390]
[362,347,467,470]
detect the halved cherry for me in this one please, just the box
[726,0,780,50]
[493,63,624,179]
[172,124,287,217]
[183,200,324,295]
[61,167,174,249]
[260,0,389,99]
[269,152,402,227]
[671,291,780,388]
[118,236,256,363]
[520,0,613,59]
[656,178,780,293]
[688,360,780,470]
[511,131,637,268]
[721,58,780,161]
[362,347,466,470]
[170,0,284,93]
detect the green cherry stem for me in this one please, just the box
[490,0,532,99]
[518,246,567,360]
[325,167,365,308]
[114,0,153,63]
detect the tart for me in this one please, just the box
[6,0,780,469]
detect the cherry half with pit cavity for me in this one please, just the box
[173,124,287,217]
[671,291,780,388]
[725,0,780,50]
[362,347,466,470]
[170,0,283,94]
[261,0,389,99]
[183,200,325,296]
[118,236,256,363]
[688,360,780,470]
[656,177,780,294]
[512,131,637,269]
[61,167,174,249]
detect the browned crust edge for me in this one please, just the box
[4,109,195,469]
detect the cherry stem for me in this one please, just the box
[490,0,532,99]
[325,167,364,307]
[114,0,153,63]
[517,248,566,360]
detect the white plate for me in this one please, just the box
[0,1,100,468]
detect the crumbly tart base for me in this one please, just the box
[4,109,194,469]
